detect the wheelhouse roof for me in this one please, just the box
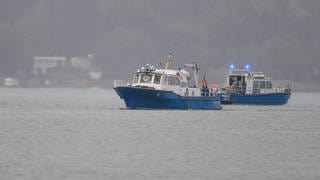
[229,69,265,76]
[136,68,181,76]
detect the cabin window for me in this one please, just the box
[253,81,258,88]
[254,81,269,89]
[266,81,272,89]
[161,76,180,86]
[133,74,139,83]
[229,76,237,86]
[140,74,152,83]
[168,77,180,86]
[161,76,168,85]
[229,75,245,87]
[154,75,161,84]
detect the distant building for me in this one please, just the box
[4,77,20,87]
[89,71,102,80]
[33,56,67,74]
[32,55,102,87]
[70,54,93,71]
[70,54,102,80]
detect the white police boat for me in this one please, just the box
[219,64,291,105]
[113,56,222,110]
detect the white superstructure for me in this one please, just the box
[225,65,291,94]
[114,63,204,96]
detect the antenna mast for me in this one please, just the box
[164,53,173,69]
[184,63,200,87]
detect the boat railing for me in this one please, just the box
[201,88,219,96]
[225,85,246,94]
[225,84,291,94]
[114,80,127,88]
[273,86,291,93]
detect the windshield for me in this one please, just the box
[140,74,152,83]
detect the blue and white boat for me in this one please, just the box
[113,56,222,110]
[219,64,291,105]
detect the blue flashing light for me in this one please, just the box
[245,64,251,70]
[229,64,235,69]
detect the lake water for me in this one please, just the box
[0,88,320,179]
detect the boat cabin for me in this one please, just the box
[114,62,218,97]
[128,64,214,97]
[226,65,273,94]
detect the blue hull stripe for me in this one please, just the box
[228,92,291,105]
[114,87,222,110]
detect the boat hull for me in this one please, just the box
[114,86,222,110]
[222,92,291,105]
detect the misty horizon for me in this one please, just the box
[1,0,319,91]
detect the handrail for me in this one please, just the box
[114,80,127,88]
[225,85,291,94]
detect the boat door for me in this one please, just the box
[229,75,246,94]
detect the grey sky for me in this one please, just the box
[0,0,319,90]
